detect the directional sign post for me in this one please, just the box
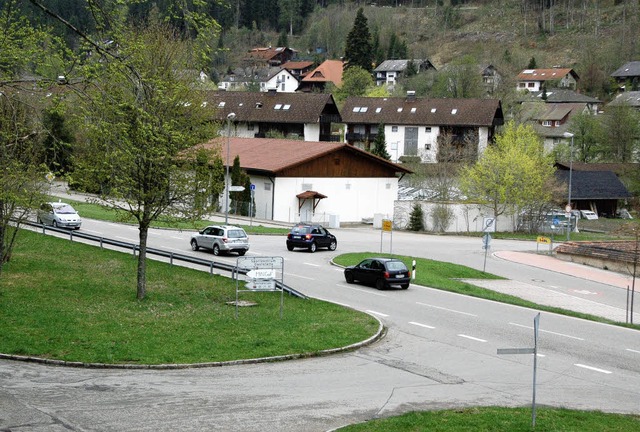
[380,219,393,254]
[235,256,284,319]
[482,233,491,273]
[497,313,541,429]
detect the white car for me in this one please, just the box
[190,225,249,256]
[580,210,598,220]
[37,202,82,229]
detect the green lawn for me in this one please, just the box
[337,407,640,431]
[0,230,378,364]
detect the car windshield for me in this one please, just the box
[54,205,77,214]
[227,229,246,238]
[290,226,310,235]
[386,261,407,271]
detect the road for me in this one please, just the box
[1,220,639,431]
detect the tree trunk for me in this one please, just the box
[136,223,149,300]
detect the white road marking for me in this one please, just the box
[170,236,183,240]
[458,334,487,343]
[626,348,640,354]
[572,289,598,295]
[366,310,389,317]
[304,262,320,267]
[416,302,477,317]
[575,364,612,374]
[509,322,584,341]
[337,284,387,297]
[409,321,435,329]
[314,298,350,308]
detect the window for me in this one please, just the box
[352,106,361,112]
[555,121,561,126]
[392,126,398,132]
[451,109,458,114]
[375,107,382,113]
[247,123,254,131]
[431,108,437,113]
[410,107,417,113]
[527,82,535,88]
[397,108,403,112]
[425,143,431,150]
[218,101,226,108]
[542,120,552,127]
[264,183,271,191]
[274,104,282,110]
[425,127,431,133]
[283,104,291,110]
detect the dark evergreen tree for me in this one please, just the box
[527,56,537,69]
[277,30,288,48]
[371,123,391,160]
[43,107,74,175]
[408,202,425,231]
[405,59,418,77]
[344,8,373,73]
[230,155,253,216]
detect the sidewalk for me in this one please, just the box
[465,250,638,323]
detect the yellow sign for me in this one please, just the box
[537,236,551,244]
[382,219,392,232]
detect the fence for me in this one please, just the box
[22,220,307,299]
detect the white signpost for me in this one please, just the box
[235,256,284,318]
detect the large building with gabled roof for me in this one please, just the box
[195,137,412,223]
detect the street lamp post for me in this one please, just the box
[225,112,236,225]
[563,132,574,241]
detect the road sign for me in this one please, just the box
[229,185,245,192]
[247,269,276,279]
[536,236,551,244]
[237,256,283,270]
[245,279,276,291]
[250,183,255,190]
[483,217,496,232]
[382,219,392,232]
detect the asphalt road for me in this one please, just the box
[1,220,639,431]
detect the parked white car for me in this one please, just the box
[580,210,598,220]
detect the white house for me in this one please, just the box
[341,93,504,163]
[373,59,436,87]
[195,137,412,224]
[262,68,299,92]
[516,68,579,92]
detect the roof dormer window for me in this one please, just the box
[451,109,458,114]
[274,103,282,110]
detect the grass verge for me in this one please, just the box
[0,230,378,364]
[336,407,640,431]
[334,252,640,331]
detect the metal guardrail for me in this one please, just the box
[22,220,308,299]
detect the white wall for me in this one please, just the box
[394,201,517,232]
[303,123,321,141]
[273,177,398,223]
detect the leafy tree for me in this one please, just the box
[599,104,640,163]
[564,112,604,163]
[408,202,425,231]
[431,55,483,98]
[334,66,374,102]
[371,123,391,160]
[459,122,556,231]
[43,106,74,175]
[65,17,221,300]
[344,8,373,73]
[0,1,62,274]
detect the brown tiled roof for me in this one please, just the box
[341,96,503,126]
[204,90,339,123]
[517,68,578,81]
[196,137,412,175]
[282,61,314,70]
[247,47,293,61]
[301,60,344,85]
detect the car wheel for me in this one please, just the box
[345,272,354,284]
[212,244,220,256]
[328,240,337,251]
[238,250,246,256]
[286,244,294,251]
[401,283,409,290]
[52,221,58,228]
[191,240,199,251]
[376,279,386,290]
[309,242,317,253]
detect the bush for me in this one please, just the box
[408,202,425,231]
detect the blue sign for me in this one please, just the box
[553,218,559,226]
[250,184,256,190]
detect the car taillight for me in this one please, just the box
[222,237,228,243]
[305,234,312,240]
[408,270,411,277]
[287,234,292,239]
[384,271,390,278]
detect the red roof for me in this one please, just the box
[301,60,344,86]
[517,68,576,81]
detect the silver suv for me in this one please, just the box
[190,225,249,256]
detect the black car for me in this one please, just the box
[344,257,411,290]
[286,224,337,252]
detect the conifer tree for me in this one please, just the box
[408,203,425,231]
[344,8,373,73]
[371,123,391,160]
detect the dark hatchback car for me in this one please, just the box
[286,224,337,252]
[344,257,411,290]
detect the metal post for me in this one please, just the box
[225,112,236,225]
[563,132,574,241]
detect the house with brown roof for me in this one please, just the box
[196,137,412,223]
[373,59,436,87]
[245,47,297,67]
[341,92,504,163]
[206,90,341,142]
[610,61,640,91]
[263,68,299,92]
[519,101,590,152]
[280,60,315,79]
[297,60,344,92]
[516,68,579,92]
